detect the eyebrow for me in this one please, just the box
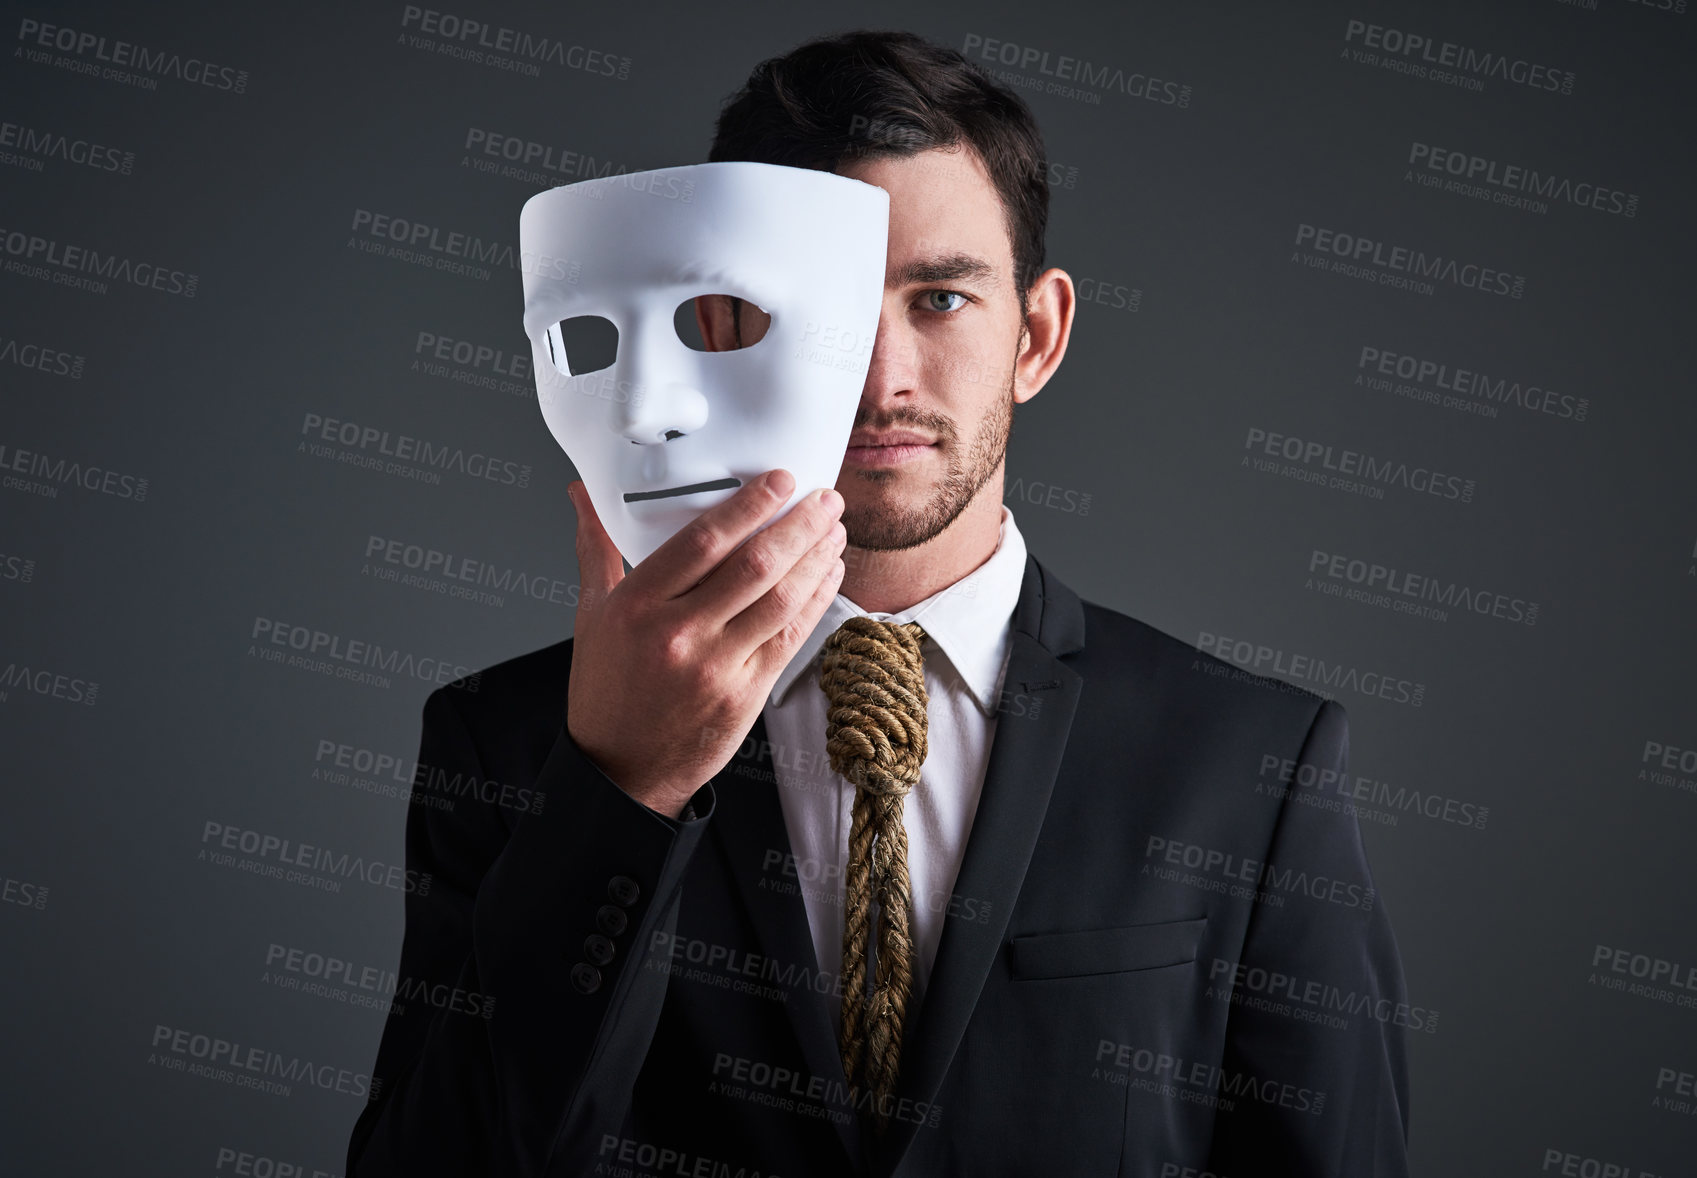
[888,252,997,289]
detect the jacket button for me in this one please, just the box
[584,934,615,965]
[596,904,628,936]
[570,962,602,994]
[608,875,641,906]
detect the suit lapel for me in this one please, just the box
[872,555,1087,1176]
[708,711,866,1172]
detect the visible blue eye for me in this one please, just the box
[921,290,970,313]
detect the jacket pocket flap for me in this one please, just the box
[1009,916,1208,980]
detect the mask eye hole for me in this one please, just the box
[545,315,618,376]
[675,295,771,352]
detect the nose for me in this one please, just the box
[858,305,919,409]
[610,316,710,444]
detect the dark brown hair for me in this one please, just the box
[708,29,1051,317]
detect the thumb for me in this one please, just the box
[569,480,624,610]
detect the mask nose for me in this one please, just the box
[615,379,709,444]
[611,317,710,445]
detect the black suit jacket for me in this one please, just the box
[346,554,1411,1177]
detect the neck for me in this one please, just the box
[838,472,1005,615]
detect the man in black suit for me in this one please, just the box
[347,29,1410,1178]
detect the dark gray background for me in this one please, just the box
[2,0,1694,1174]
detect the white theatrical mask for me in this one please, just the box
[518,161,889,567]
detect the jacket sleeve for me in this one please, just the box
[1205,698,1412,1177]
[344,680,718,1178]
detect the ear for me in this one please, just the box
[1013,268,1076,405]
[694,295,741,351]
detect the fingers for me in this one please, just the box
[630,468,797,601]
[569,481,624,611]
[743,528,846,680]
[687,484,843,629]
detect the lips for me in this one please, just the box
[843,430,938,470]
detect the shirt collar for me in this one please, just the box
[769,504,1027,717]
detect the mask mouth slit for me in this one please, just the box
[623,477,742,503]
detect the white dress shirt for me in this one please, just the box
[763,504,1028,1035]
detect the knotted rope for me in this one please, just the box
[818,616,929,1133]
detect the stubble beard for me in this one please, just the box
[840,363,1015,553]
